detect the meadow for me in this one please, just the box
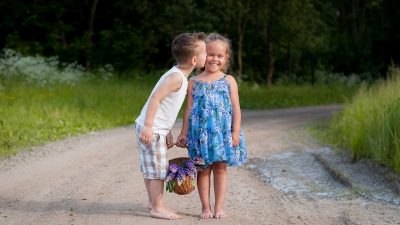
[0,50,359,156]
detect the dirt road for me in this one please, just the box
[1,105,399,225]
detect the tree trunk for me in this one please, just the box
[236,0,252,79]
[267,41,274,87]
[85,0,98,71]
[237,21,244,79]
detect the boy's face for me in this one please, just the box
[194,41,207,68]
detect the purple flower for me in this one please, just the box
[183,159,195,169]
[165,173,176,182]
[176,168,186,185]
[169,162,179,173]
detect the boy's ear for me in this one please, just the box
[191,56,197,66]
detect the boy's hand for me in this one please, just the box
[176,134,187,148]
[232,131,240,147]
[139,125,153,145]
[166,132,174,149]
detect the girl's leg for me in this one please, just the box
[197,167,213,218]
[213,162,228,218]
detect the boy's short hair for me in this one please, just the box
[171,32,206,64]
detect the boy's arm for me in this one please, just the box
[177,79,194,147]
[139,73,183,145]
[226,75,241,147]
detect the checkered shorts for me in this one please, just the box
[135,124,168,180]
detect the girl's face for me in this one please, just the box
[205,40,228,73]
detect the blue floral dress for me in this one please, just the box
[187,75,247,167]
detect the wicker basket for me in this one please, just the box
[168,157,196,195]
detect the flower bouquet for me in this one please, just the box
[165,157,206,195]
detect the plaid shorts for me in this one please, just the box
[135,124,168,180]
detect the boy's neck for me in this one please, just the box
[176,64,195,77]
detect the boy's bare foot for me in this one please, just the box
[150,208,182,220]
[200,208,213,219]
[214,209,228,219]
[147,204,176,213]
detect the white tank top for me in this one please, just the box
[135,66,188,135]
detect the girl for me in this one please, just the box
[177,33,247,219]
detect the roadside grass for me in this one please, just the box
[0,76,359,157]
[0,77,152,156]
[317,67,400,173]
[239,83,357,109]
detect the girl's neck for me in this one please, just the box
[203,70,223,77]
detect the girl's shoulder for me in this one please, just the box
[224,74,237,85]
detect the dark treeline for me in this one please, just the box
[0,0,399,84]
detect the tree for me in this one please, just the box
[85,0,98,71]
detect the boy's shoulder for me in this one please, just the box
[156,70,186,92]
[159,66,184,82]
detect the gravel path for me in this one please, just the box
[0,105,399,225]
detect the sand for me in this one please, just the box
[0,105,399,225]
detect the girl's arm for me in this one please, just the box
[177,79,194,147]
[226,75,241,147]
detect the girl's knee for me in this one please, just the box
[212,163,227,175]
[199,168,212,176]
[212,162,227,170]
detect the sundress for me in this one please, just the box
[187,75,247,167]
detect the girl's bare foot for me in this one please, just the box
[150,208,182,220]
[200,208,213,219]
[214,209,228,219]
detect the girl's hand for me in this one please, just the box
[176,134,187,148]
[232,131,240,147]
[166,132,174,149]
[139,125,153,146]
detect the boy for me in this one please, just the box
[134,32,206,220]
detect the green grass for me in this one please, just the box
[0,75,359,157]
[0,77,153,156]
[239,83,358,109]
[321,67,400,173]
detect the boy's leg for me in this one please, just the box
[136,125,153,209]
[149,179,182,220]
[144,178,151,209]
[135,124,181,219]
[213,162,228,218]
[197,168,213,219]
[144,178,176,212]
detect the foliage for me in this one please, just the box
[0,0,398,83]
[324,66,400,173]
[0,49,86,85]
